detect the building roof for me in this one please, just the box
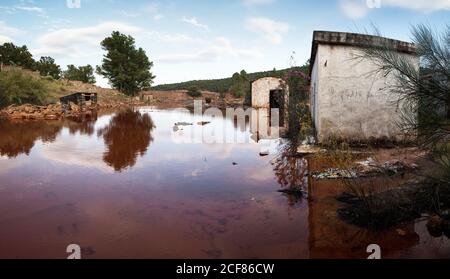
[309,31,417,75]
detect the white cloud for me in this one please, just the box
[383,0,450,11]
[158,37,262,63]
[0,35,14,44]
[242,0,275,5]
[0,21,22,36]
[147,31,203,44]
[340,0,450,19]
[246,17,290,44]
[0,21,23,44]
[32,21,142,58]
[339,0,369,19]
[0,4,47,18]
[182,17,209,30]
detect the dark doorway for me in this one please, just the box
[270,90,284,126]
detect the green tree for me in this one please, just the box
[63,64,96,84]
[36,56,61,79]
[187,86,202,98]
[97,31,155,96]
[0,42,36,70]
[229,70,250,99]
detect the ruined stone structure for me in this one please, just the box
[309,31,419,143]
[251,77,288,131]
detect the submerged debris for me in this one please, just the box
[197,121,211,126]
[175,122,193,126]
[312,157,418,180]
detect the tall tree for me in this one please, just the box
[229,70,250,99]
[97,31,155,96]
[63,64,96,84]
[36,56,61,79]
[0,42,36,70]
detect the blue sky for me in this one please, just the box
[0,0,449,87]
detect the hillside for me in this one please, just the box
[152,66,308,92]
[0,66,127,108]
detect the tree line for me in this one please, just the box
[0,31,155,97]
[152,66,309,100]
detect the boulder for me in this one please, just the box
[427,215,444,237]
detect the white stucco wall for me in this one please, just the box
[310,44,418,142]
[252,77,284,109]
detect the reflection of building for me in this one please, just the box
[309,31,418,143]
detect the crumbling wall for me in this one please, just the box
[313,44,419,142]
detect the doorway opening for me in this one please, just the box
[269,89,284,127]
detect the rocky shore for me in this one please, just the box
[0,101,134,120]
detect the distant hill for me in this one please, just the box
[152,66,309,93]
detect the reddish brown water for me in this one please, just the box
[0,108,449,259]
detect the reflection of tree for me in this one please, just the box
[273,142,309,207]
[274,143,308,189]
[0,120,62,158]
[98,109,155,172]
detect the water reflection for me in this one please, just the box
[0,121,62,158]
[97,109,155,172]
[0,108,448,259]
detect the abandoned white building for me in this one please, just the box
[251,77,288,127]
[309,31,419,143]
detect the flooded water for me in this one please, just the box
[0,107,449,259]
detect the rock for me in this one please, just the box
[396,229,407,236]
[44,114,59,120]
[232,162,238,166]
[427,215,444,237]
[312,168,358,180]
[197,121,211,126]
[259,151,270,157]
[175,122,193,126]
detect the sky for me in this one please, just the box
[0,0,449,87]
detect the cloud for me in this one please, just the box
[340,0,450,19]
[0,21,23,44]
[182,17,209,30]
[0,4,47,18]
[157,37,262,63]
[246,17,290,44]
[32,21,142,58]
[0,21,23,36]
[0,35,14,44]
[242,0,275,5]
[382,0,450,11]
[339,0,369,19]
[147,31,203,44]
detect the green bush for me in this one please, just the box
[187,86,202,98]
[0,69,48,108]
